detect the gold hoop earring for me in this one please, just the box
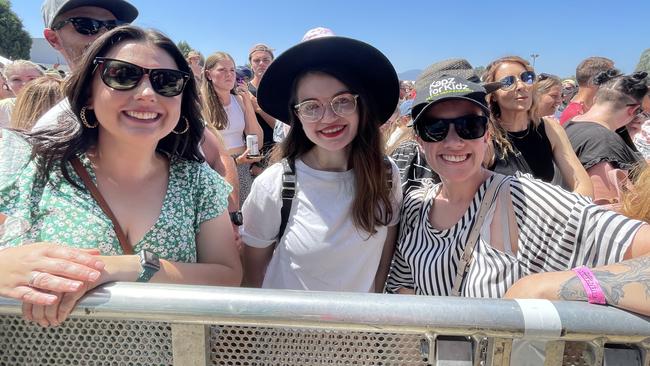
[80,106,98,128]
[172,116,189,134]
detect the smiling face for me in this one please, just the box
[89,41,182,145]
[417,99,489,184]
[493,62,534,114]
[206,58,236,92]
[537,85,562,117]
[295,72,359,153]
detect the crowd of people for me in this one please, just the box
[0,0,649,329]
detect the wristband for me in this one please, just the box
[572,266,607,305]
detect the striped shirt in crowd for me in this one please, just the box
[386,175,645,297]
[389,140,439,196]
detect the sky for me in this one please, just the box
[8,0,650,79]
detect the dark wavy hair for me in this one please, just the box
[27,26,205,186]
[593,70,648,107]
[271,69,394,235]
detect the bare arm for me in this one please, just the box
[237,93,264,144]
[242,244,275,288]
[204,129,240,209]
[374,225,398,293]
[251,95,277,129]
[544,118,594,198]
[587,161,625,205]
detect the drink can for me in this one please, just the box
[246,135,259,156]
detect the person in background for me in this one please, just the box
[0,26,242,327]
[482,56,593,197]
[384,99,414,155]
[533,73,562,120]
[33,0,139,130]
[0,60,45,127]
[387,75,650,317]
[242,36,402,293]
[399,80,415,102]
[559,57,614,125]
[565,71,648,204]
[0,72,15,100]
[556,79,578,118]
[10,76,64,131]
[186,50,204,85]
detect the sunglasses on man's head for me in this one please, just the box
[415,115,488,142]
[94,58,190,97]
[52,17,127,36]
[499,71,536,90]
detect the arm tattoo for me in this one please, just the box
[558,256,650,305]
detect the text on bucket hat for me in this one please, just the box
[411,76,489,127]
[257,36,399,124]
[42,0,138,28]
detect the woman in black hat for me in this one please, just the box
[240,36,402,293]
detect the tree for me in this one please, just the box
[635,48,650,73]
[0,0,32,60]
[177,41,193,58]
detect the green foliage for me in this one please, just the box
[0,0,32,60]
[177,41,193,58]
[635,49,650,74]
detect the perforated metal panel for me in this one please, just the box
[0,315,173,366]
[209,325,427,365]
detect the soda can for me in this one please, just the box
[246,135,259,156]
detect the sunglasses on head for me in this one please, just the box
[52,17,127,36]
[94,58,190,97]
[499,71,536,90]
[415,115,488,142]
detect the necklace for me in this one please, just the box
[506,121,532,140]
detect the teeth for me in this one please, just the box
[321,126,344,134]
[126,111,159,120]
[441,154,468,162]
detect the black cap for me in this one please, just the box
[258,36,399,124]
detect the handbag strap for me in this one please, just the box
[71,157,133,255]
[451,174,507,296]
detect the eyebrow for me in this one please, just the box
[297,90,353,104]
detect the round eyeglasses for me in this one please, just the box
[294,93,359,123]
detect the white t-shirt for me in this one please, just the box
[221,95,246,150]
[32,98,72,131]
[241,158,402,292]
[0,98,16,128]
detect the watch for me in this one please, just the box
[136,250,160,283]
[229,211,243,226]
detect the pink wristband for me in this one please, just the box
[572,266,607,305]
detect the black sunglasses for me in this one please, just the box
[52,17,127,36]
[94,58,190,97]
[499,71,536,90]
[415,115,488,142]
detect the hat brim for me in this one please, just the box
[54,0,138,25]
[411,95,490,126]
[258,36,399,124]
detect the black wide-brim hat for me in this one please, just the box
[258,36,399,124]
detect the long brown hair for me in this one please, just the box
[200,52,235,132]
[483,55,538,157]
[274,70,394,234]
[10,76,64,130]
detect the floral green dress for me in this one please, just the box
[0,130,231,263]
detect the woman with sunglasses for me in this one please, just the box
[0,26,242,327]
[482,56,593,197]
[386,75,650,316]
[241,36,402,292]
[565,71,648,205]
[201,52,264,208]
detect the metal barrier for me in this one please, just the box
[0,282,649,366]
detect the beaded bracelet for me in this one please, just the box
[572,266,607,305]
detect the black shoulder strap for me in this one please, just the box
[278,157,296,241]
[384,156,393,191]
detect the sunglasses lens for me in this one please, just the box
[72,18,100,35]
[150,70,187,97]
[418,119,450,142]
[500,76,516,90]
[455,116,488,140]
[521,71,536,84]
[102,61,143,90]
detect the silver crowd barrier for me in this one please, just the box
[0,282,649,365]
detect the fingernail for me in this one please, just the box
[70,282,81,290]
[89,271,100,281]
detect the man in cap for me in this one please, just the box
[34,0,138,131]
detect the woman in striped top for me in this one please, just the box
[386,75,650,315]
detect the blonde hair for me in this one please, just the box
[200,52,235,132]
[483,55,538,157]
[620,167,650,223]
[2,60,43,79]
[10,76,63,130]
[532,73,561,119]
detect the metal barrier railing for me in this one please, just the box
[0,282,649,365]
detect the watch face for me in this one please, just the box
[142,250,161,269]
[230,211,243,226]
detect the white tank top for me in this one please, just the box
[221,94,246,150]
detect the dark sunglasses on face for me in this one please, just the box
[415,115,489,142]
[499,71,536,90]
[52,17,127,36]
[94,58,190,97]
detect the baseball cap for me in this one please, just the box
[258,36,399,124]
[411,76,489,126]
[399,100,414,118]
[42,0,138,28]
[248,44,274,59]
